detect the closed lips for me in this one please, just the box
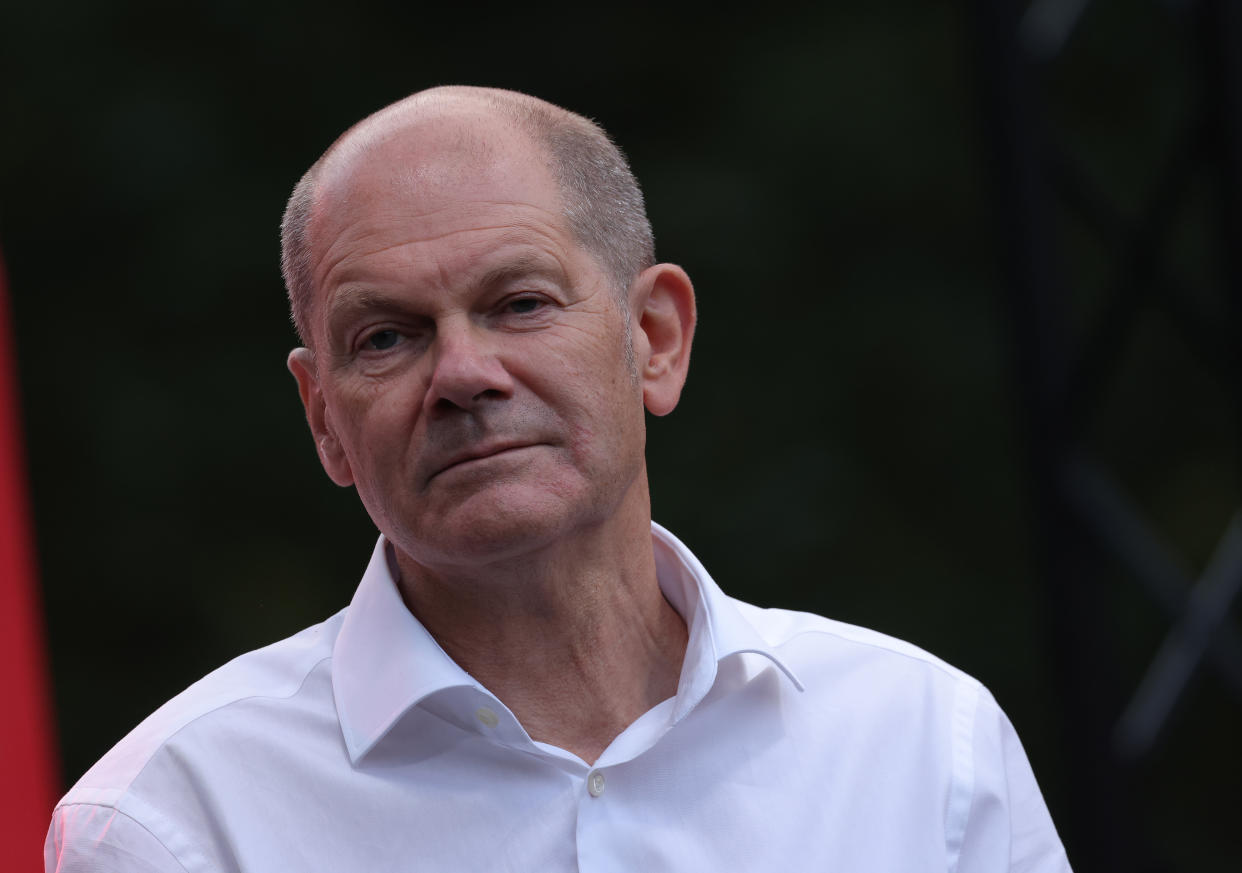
[434,443,535,477]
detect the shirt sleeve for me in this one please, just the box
[954,688,1073,873]
[46,804,188,873]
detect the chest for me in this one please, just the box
[157,677,954,873]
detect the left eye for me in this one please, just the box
[507,297,542,314]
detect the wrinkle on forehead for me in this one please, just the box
[314,201,572,298]
[323,131,495,206]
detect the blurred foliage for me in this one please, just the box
[2,1,1238,869]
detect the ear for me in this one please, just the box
[287,347,355,487]
[630,263,696,416]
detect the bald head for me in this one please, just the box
[280,87,655,346]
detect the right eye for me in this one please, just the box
[363,329,401,351]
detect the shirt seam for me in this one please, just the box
[771,624,982,687]
[74,653,334,807]
[944,676,980,872]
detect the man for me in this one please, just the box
[46,87,1071,871]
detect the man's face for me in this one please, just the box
[294,118,649,571]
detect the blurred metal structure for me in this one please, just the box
[972,0,1242,869]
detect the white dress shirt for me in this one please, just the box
[47,524,1071,872]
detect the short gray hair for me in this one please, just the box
[279,87,655,347]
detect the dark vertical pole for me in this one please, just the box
[1199,0,1242,464]
[969,1,1152,868]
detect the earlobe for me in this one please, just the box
[633,264,697,417]
[287,348,355,487]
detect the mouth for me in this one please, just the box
[431,442,538,480]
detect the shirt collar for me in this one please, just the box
[649,521,804,726]
[333,523,803,763]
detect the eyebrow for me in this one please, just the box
[476,252,567,291]
[325,287,408,333]
[323,250,570,335]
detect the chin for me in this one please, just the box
[392,487,595,569]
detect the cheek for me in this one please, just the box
[331,383,423,473]
[564,381,646,471]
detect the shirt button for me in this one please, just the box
[474,707,499,728]
[587,770,606,797]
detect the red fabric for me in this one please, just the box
[0,253,60,871]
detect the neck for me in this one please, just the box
[393,492,688,765]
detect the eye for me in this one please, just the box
[363,329,401,351]
[506,296,544,315]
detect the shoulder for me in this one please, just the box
[734,598,979,687]
[730,597,994,749]
[59,610,346,809]
[730,602,1074,870]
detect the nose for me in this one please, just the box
[424,320,514,413]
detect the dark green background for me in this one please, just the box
[3,2,1238,869]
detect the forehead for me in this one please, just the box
[316,108,561,232]
[307,112,571,296]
